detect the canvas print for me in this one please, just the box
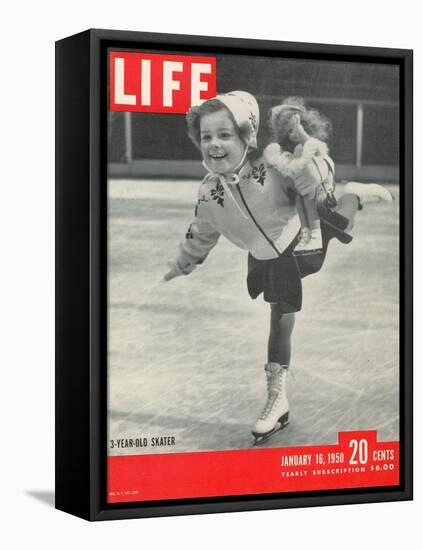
[106,48,400,503]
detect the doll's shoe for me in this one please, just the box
[300,229,323,255]
[294,229,322,256]
[293,228,311,256]
[344,182,393,204]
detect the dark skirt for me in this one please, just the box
[247,220,342,314]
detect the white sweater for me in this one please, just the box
[175,144,334,271]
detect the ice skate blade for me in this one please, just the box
[252,413,289,446]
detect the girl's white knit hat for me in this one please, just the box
[214,91,260,149]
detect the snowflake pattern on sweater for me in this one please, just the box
[242,163,267,186]
[210,181,225,207]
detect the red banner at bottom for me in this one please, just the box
[107,431,399,503]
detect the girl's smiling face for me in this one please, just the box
[200,109,246,174]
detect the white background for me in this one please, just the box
[1,1,420,548]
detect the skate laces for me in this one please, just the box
[260,392,279,419]
[259,367,287,419]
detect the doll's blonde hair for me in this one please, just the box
[269,96,332,152]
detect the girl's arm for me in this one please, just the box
[164,210,220,282]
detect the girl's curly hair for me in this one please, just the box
[186,99,250,150]
[269,96,332,153]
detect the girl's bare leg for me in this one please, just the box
[335,193,360,232]
[253,305,293,440]
[268,306,296,365]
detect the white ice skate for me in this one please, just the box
[344,181,394,204]
[294,228,323,256]
[252,363,289,445]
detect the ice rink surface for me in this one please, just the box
[107,179,399,455]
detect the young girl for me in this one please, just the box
[265,97,335,256]
[164,91,392,444]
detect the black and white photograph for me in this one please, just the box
[108,52,399,455]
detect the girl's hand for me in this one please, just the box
[164,261,183,281]
[163,260,196,281]
[289,114,310,145]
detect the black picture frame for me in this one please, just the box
[55,28,413,521]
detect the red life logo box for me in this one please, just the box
[109,51,217,113]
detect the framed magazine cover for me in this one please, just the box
[55,28,413,521]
